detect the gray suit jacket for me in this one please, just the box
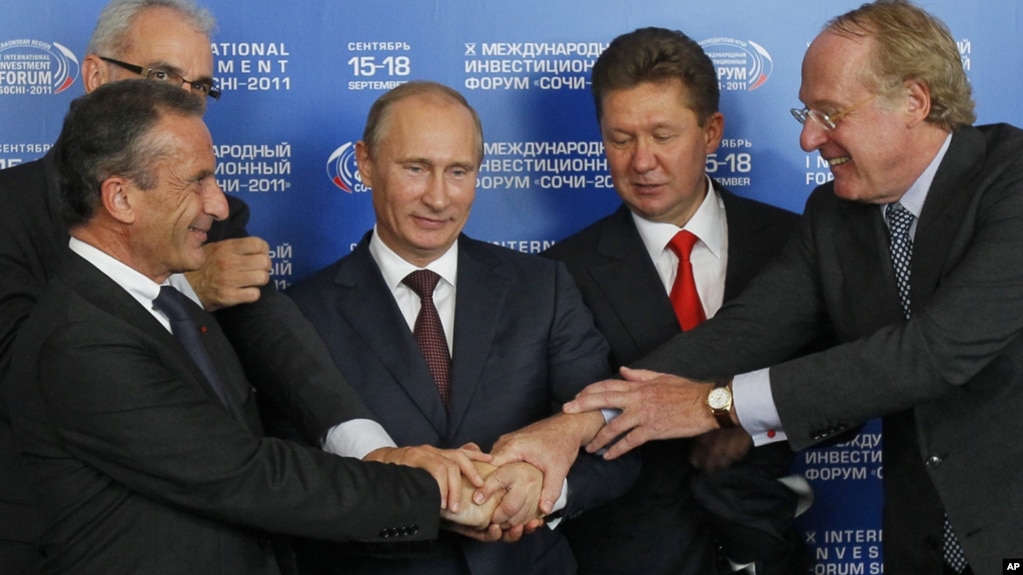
[287,232,639,575]
[639,124,1023,575]
[9,251,441,575]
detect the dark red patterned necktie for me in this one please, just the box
[402,270,451,409]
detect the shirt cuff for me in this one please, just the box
[545,479,570,530]
[321,419,396,459]
[732,368,787,446]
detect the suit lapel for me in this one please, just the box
[912,128,985,307]
[834,199,905,331]
[334,240,450,435]
[447,238,507,438]
[589,206,680,356]
[59,252,258,430]
[720,187,781,301]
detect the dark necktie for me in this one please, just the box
[153,285,234,409]
[885,202,968,573]
[667,230,706,331]
[402,270,452,409]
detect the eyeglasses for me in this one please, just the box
[99,56,221,100]
[790,95,875,131]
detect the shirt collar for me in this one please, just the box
[368,225,459,290]
[69,236,164,304]
[892,132,952,219]
[632,175,726,261]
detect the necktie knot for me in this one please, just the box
[402,269,441,300]
[153,285,194,323]
[885,202,914,236]
[152,285,234,410]
[667,230,700,263]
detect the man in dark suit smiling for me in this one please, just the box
[287,81,637,574]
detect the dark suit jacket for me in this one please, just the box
[0,145,379,568]
[639,124,1023,575]
[543,185,800,574]
[286,232,639,575]
[8,251,440,575]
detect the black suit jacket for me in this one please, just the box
[639,125,1023,575]
[8,251,440,575]
[0,146,379,565]
[287,233,639,575]
[543,185,800,574]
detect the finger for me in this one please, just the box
[473,467,509,505]
[582,409,636,453]
[500,524,526,543]
[523,517,544,534]
[538,467,567,516]
[226,268,271,288]
[618,366,663,382]
[459,443,494,464]
[494,482,530,526]
[444,523,500,542]
[445,457,462,513]
[227,236,271,255]
[564,387,631,414]
[597,428,646,460]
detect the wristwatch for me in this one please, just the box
[707,380,736,429]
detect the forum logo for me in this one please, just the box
[699,37,773,92]
[326,142,367,193]
[0,39,79,95]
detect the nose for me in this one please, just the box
[799,119,829,152]
[631,137,657,173]
[421,173,451,211]
[205,179,229,221]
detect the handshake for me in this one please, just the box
[439,459,547,543]
[364,412,602,544]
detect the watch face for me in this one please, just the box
[708,387,732,410]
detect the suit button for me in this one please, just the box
[925,455,942,468]
[379,528,393,538]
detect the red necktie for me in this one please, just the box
[667,230,706,331]
[402,270,452,409]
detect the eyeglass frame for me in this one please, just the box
[99,56,221,100]
[790,94,876,131]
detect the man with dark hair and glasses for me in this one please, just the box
[0,1,485,572]
[561,1,1023,573]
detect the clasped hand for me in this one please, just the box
[440,460,547,543]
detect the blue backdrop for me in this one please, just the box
[4,2,1020,572]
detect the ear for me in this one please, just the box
[904,79,932,127]
[703,111,725,155]
[355,140,375,189]
[81,54,115,94]
[100,176,136,224]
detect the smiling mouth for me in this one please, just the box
[828,157,850,167]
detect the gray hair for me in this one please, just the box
[86,0,216,57]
